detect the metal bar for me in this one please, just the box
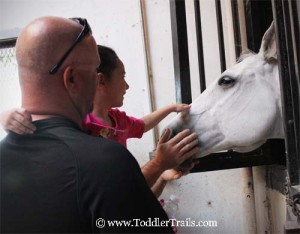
[285,0,300,164]
[231,0,242,58]
[244,0,273,52]
[191,139,285,173]
[215,0,226,72]
[291,0,300,77]
[170,0,192,104]
[244,0,255,51]
[272,0,300,186]
[170,0,182,103]
[290,0,300,163]
[194,0,206,92]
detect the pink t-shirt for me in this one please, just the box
[82,109,145,147]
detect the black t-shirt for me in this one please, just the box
[0,117,173,233]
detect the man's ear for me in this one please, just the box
[63,66,77,92]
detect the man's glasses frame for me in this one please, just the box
[49,18,91,74]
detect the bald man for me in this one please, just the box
[1,16,201,233]
[0,16,176,233]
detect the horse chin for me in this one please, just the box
[231,140,266,153]
[193,139,267,158]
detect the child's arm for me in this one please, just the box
[150,169,182,198]
[0,108,36,134]
[141,104,190,132]
[151,161,198,198]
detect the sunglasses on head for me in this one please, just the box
[49,17,92,74]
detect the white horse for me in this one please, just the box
[166,22,284,158]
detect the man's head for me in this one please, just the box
[16,16,100,125]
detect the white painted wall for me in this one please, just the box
[140,0,178,138]
[0,0,287,233]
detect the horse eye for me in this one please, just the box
[218,76,236,88]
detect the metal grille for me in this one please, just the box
[0,46,18,91]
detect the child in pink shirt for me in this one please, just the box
[85,45,190,148]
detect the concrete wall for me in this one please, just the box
[0,0,286,233]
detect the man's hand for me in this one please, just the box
[153,129,199,171]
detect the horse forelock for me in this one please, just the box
[236,50,255,63]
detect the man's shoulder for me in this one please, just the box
[84,137,136,166]
[55,126,137,167]
[51,124,128,154]
[66,132,142,185]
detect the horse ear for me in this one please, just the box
[259,21,277,62]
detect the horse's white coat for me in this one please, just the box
[166,22,284,158]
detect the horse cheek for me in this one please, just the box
[226,88,277,145]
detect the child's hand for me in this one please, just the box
[174,103,191,113]
[161,159,199,181]
[0,108,36,134]
[161,169,183,181]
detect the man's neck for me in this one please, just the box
[31,114,82,129]
[31,114,61,121]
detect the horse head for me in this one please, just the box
[166,22,284,158]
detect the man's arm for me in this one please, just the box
[141,104,190,132]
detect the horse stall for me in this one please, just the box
[0,0,299,233]
[163,0,299,233]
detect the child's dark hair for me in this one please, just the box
[97,45,119,78]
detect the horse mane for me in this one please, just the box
[237,49,255,63]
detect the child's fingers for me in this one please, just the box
[16,108,36,131]
[9,120,33,134]
[21,120,36,133]
[172,172,182,180]
[176,104,191,112]
[16,108,32,121]
[14,112,36,133]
